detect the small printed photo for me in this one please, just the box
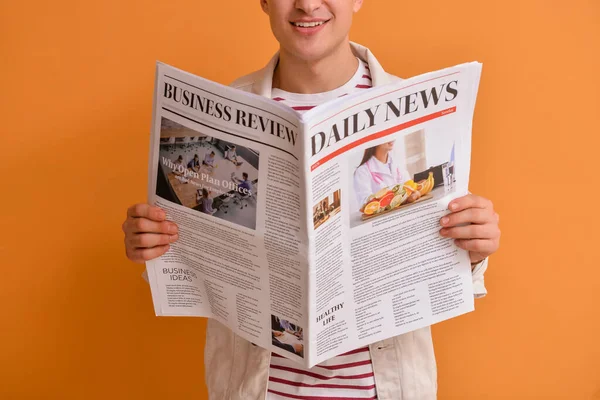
[312,189,342,230]
[348,129,456,228]
[155,117,260,230]
[271,314,304,358]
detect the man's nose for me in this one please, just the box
[294,0,323,15]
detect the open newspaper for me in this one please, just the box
[146,61,482,368]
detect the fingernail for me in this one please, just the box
[169,234,178,242]
[169,224,178,234]
[155,210,166,220]
[450,203,458,211]
[440,229,447,236]
[441,217,449,225]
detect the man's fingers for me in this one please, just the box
[440,223,500,240]
[448,194,493,213]
[126,218,178,235]
[440,195,500,260]
[126,245,171,263]
[440,208,493,227]
[128,233,178,248]
[127,203,166,221]
[122,204,175,264]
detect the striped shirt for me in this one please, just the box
[268,347,376,400]
[271,58,372,114]
[268,58,376,400]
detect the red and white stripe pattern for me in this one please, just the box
[267,347,376,399]
[267,58,376,399]
[271,58,372,114]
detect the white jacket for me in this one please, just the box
[204,42,488,400]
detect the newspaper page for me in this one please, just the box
[302,63,482,365]
[146,63,311,363]
[145,61,482,368]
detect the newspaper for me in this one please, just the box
[146,61,482,368]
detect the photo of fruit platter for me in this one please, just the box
[360,172,435,220]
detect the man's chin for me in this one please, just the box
[285,42,334,63]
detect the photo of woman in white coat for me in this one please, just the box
[353,141,411,209]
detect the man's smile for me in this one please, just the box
[291,20,328,28]
[289,18,331,33]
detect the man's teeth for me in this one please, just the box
[293,21,325,28]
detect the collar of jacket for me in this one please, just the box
[236,42,397,97]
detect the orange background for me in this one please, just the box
[1,1,599,399]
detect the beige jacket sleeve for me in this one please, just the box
[472,258,489,298]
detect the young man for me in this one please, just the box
[122,1,501,399]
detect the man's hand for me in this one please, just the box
[439,194,500,264]
[122,204,179,263]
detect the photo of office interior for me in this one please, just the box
[155,118,260,230]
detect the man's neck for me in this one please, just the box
[273,42,358,94]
